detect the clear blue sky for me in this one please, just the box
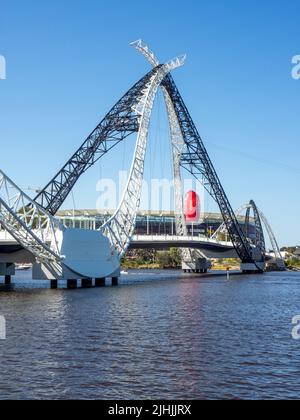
[0,0,299,246]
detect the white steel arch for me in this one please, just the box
[212,201,285,268]
[131,40,187,237]
[211,204,248,240]
[0,56,186,273]
[129,45,284,272]
[131,40,207,265]
[101,56,186,258]
[257,209,284,266]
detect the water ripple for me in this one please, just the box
[1,270,300,399]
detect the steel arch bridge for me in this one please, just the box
[0,41,285,282]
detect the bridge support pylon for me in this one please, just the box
[67,279,78,289]
[50,280,58,289]
[4,275,11,285]
[32,228,121,283]
[240,262,265,274]
[0,263,15,285]
[112,277,119,287]
[182,257,212,274]
[95,278,106,287]
[81,278,93,288]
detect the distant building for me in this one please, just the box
[271,251,291,260]
[293,248,300,258]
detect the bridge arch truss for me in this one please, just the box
[212,200,285,269]
[0,42,283,274]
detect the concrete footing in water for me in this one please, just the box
[50,277,118,289]
[50,280,58,289]
[11,275,119,290]
[81,278,93,288]
[95,278,106,287]
[112,277,119,287]
[45,277,118,290]
[240,262,265,274]
[182,258,212,274]
[67,279,78,289]
[4,275,11,285]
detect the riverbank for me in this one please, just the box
[122,250,242,271]
[122,249,182,270]
[121,262,241,271]
[122,251,294,272]
[286,259,300,271]
[121,261,163,270]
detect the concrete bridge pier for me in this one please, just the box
[81,278,93,288]
[50,280,58,289]
[240,262,265,274]
[95,278,106,287]
[67,279,78,289]
[182,258,212,274]
[112,277,119,287]
[4,275,11,285]
[1,263,15,286]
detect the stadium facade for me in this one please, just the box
[56,210,255,239]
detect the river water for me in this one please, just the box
[0,270,300,400]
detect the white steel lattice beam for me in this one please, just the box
[131,40,187,236]
[257,208,284,264]
[131,40,206,263]
[0,58,184,264]
[0,171,62,262]
[212,201,284,267]
[211,204,249,240]
[101,56,185,258]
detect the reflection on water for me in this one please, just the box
[1,270,300,400]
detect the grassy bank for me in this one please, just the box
[121,261,162,270]
[286,259,300,270]
[210,259,240,271]
[122,249,182,270]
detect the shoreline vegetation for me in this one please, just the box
[286,259,300,271]
[280,248,300,271]
[122,249,182,270]
[121,249,241,271]
[122,249,300,272]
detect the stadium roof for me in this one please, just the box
[56,209,251,223]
